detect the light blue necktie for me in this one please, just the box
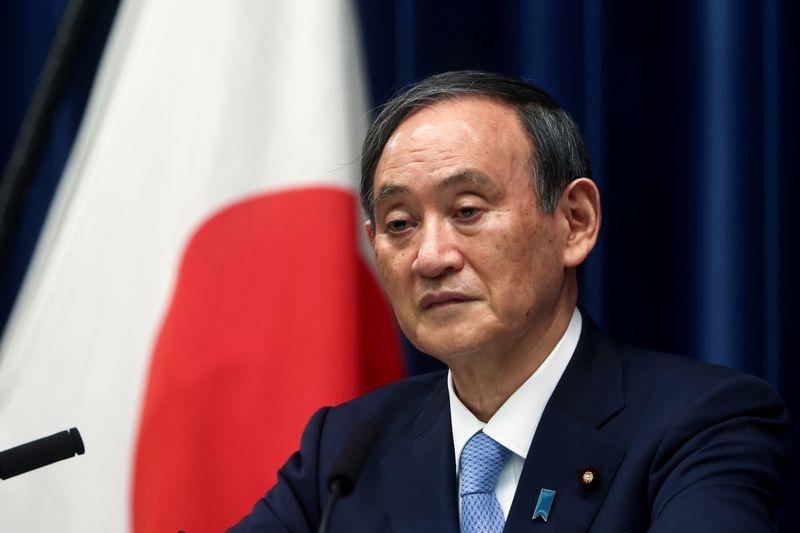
[459,431,512,533]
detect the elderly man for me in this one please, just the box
[231,71,789,532]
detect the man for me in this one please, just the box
[231,71,789,532]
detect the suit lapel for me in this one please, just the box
[505,318,627,532]
[381,381,460,533]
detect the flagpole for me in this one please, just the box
[0,0,101,266]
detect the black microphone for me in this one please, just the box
[0,427,85,480]
[318,421,378,533]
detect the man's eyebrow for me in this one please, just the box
[374,184,409,212]
[374,171,499,212]
[438,171,496,191]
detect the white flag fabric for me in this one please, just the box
[0,1,402,531]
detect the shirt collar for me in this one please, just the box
[448,308,583,469]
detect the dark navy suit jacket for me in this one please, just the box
[231,319,790,532]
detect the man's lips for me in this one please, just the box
[418,292,476,310]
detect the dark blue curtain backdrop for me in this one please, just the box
[355,0,800,523]
[1,0,797,526]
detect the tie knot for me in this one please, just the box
[459,431,511,496]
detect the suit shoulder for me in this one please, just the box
[322,370,448,432]
[607,339,786,423]
[619,342,738,383]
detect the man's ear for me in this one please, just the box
[560,178,601,268]
[364,219,376,245]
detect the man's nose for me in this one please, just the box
[410,219,464,278]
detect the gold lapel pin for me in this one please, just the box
[578,466,599,488]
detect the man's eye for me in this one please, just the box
[387,220,409,232]
[456,206,479,219]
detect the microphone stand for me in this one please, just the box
[318,478,345,533]
[317,421,378,533]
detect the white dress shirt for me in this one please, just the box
[448,308,582,519]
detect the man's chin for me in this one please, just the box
[409,332,496,365]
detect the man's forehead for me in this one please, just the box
[371,103,537,217]
[376,97,527,171]
[383,120,479,153]
[390,96,520,138]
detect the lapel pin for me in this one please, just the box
[532,488,556,522]
[578,466,599,489]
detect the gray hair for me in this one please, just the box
[360,70,591,222]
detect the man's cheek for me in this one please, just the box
[379,256,407,283]
[373,252,393,284]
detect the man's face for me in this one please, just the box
[368,97,572,366]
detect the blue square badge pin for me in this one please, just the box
[532,488,556,522]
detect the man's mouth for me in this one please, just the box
[419,292,475,310]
